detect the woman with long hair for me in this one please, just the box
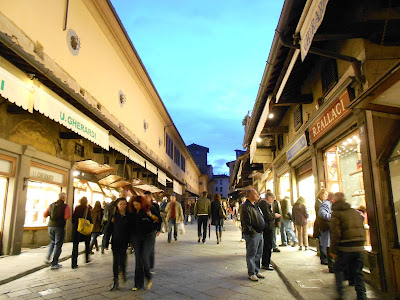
[292,196,309,250]
[90,201,103,253]
[71,197,92,269]
[211,193,225,244]
[109,198,131,291]
[131,195,161,291]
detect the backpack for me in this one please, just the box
[49,200,66,226]
[160,201,168,213]
[102,202,117,223]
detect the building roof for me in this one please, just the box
[187,143,210,152]
[212,174,229,179]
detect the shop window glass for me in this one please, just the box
[389,139,400,245]
[279,173,290,198]
[324,130,370,245]
[24,181,61,228]
[0,176,8,250]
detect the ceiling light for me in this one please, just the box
[347,138,352,143]
[343,142,348,146]
[257,137,262,143]
[269,113,274,119]
[73,171,80,177]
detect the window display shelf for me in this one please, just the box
[352,192,365,197]
[350,170,363,176]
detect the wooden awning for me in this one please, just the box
[76,160,115,175]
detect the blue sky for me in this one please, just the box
[111,0,284,175]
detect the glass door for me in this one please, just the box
[0,176,8,254]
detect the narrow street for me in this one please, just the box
[0,221,296,300]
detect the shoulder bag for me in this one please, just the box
[78,207,93,236]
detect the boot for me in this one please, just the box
[89,243,94,255]
[216,233,219,244]
[109,279,119,291]
[219,231,222,242]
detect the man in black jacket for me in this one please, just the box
[241,189,266,281]
[259,192,280,270]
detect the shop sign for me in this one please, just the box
[30,165,66,186]
[309,90,351,143]
[157,169,167,186]
[300,0,329,61]
[173,180,182,195]
[287,134,308,162]
[33,86,109,150]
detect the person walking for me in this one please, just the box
[90,201,103,254]
[279,196,298,247]
[43,192,71,270]
[165,193,183,243]
[259,192,279,271]
[292,196,309,250]
[241,189,266,281]
[194,191,211,244]
[232,201,240,230]
[71,197,92,269]
[330,192,367,300]
[318,192,335,272]
[130,195,161,291]
[211,193,225,244]
[109,198,131,291]
[144,191,161,274]
[159,196,169,232]
[101,195,117,254]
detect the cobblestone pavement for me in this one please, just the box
[0,221,295,299]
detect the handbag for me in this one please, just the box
[219,205,227,219]
[78,207,93,236]
[178,222,185,235]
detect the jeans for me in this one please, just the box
[215,224,223,233]
[334,251,366,299]
[90,232,101,249]
[197,215,208,242]
[320,243,334,270]
[47,227,65,266]
[112,246,127,281]
[280,219,298,245]
[272,225,277,249]
[168,219,178,242]
[262,230,273,267]
[132,232,156,287]
[244,232,263,276]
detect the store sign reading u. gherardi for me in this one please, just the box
[309,90,351,143]
[60,112,96,139]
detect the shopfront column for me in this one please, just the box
[9,146,32,255]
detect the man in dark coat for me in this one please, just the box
[259,192,280,271]
[330,192,367,300]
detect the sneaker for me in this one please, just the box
[261,265,274,271]
[202,241,206,244]
[240,239,245,242]
[101,248,105,254]
[256,273,265,279]
[71,265,79,269]
[279,244,287,247]
[304,246,308,250]
[146,279,153,290]
[292,242,299,247]
[168,240,171,243]
[44,259,51,265]
[273,248,281,253]
[51,264,63,270]
[132,287,139,291]
[174,237,178,241]
[150,269,156,275]
[249,275,259,281]
[198,237,201,243]
[299,246,303,251]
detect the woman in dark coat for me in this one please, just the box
[211,193,225,244]
[109,198,131,291]
[131,195,161,291]
[90,201,103,253]
[71,197,92,269]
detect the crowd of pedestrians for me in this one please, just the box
[42,186,367,299]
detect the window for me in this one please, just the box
[278,134,284,151]
[166,133,173,159]
[220,187,223,192]
[215,187,218,191]
[74,143,84,157]
[180,154,185,172]
[294,105,303,131]
[321,59,338,95]
[196,150,200,156]
[174,146,181,166]
[220,180,222,184]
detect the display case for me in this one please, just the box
[24,181,61,228]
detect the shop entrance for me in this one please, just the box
[0,176,8,254]
[389,139,400,245]
[279,173,290,199]
[296,161,315,235]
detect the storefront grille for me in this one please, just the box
[321,59,338,95]
[294,105,303,131]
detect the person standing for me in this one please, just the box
[194,191,211,244]
[279,196,298,247]
[90,201,103,254]
[318,192,335,272]
[165,194,183,243]
[71,197,92,269]
[259,192,279,271]
[292,196,309,250]
[232,201,240,230]
[330,192,367,300]
[211,193,225,244]
[241,189,266,281]
[272,196,282,252]
[159,196,169,232]
[43,192,71,270]
[109,198,131,291]
[131,195,161,291]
